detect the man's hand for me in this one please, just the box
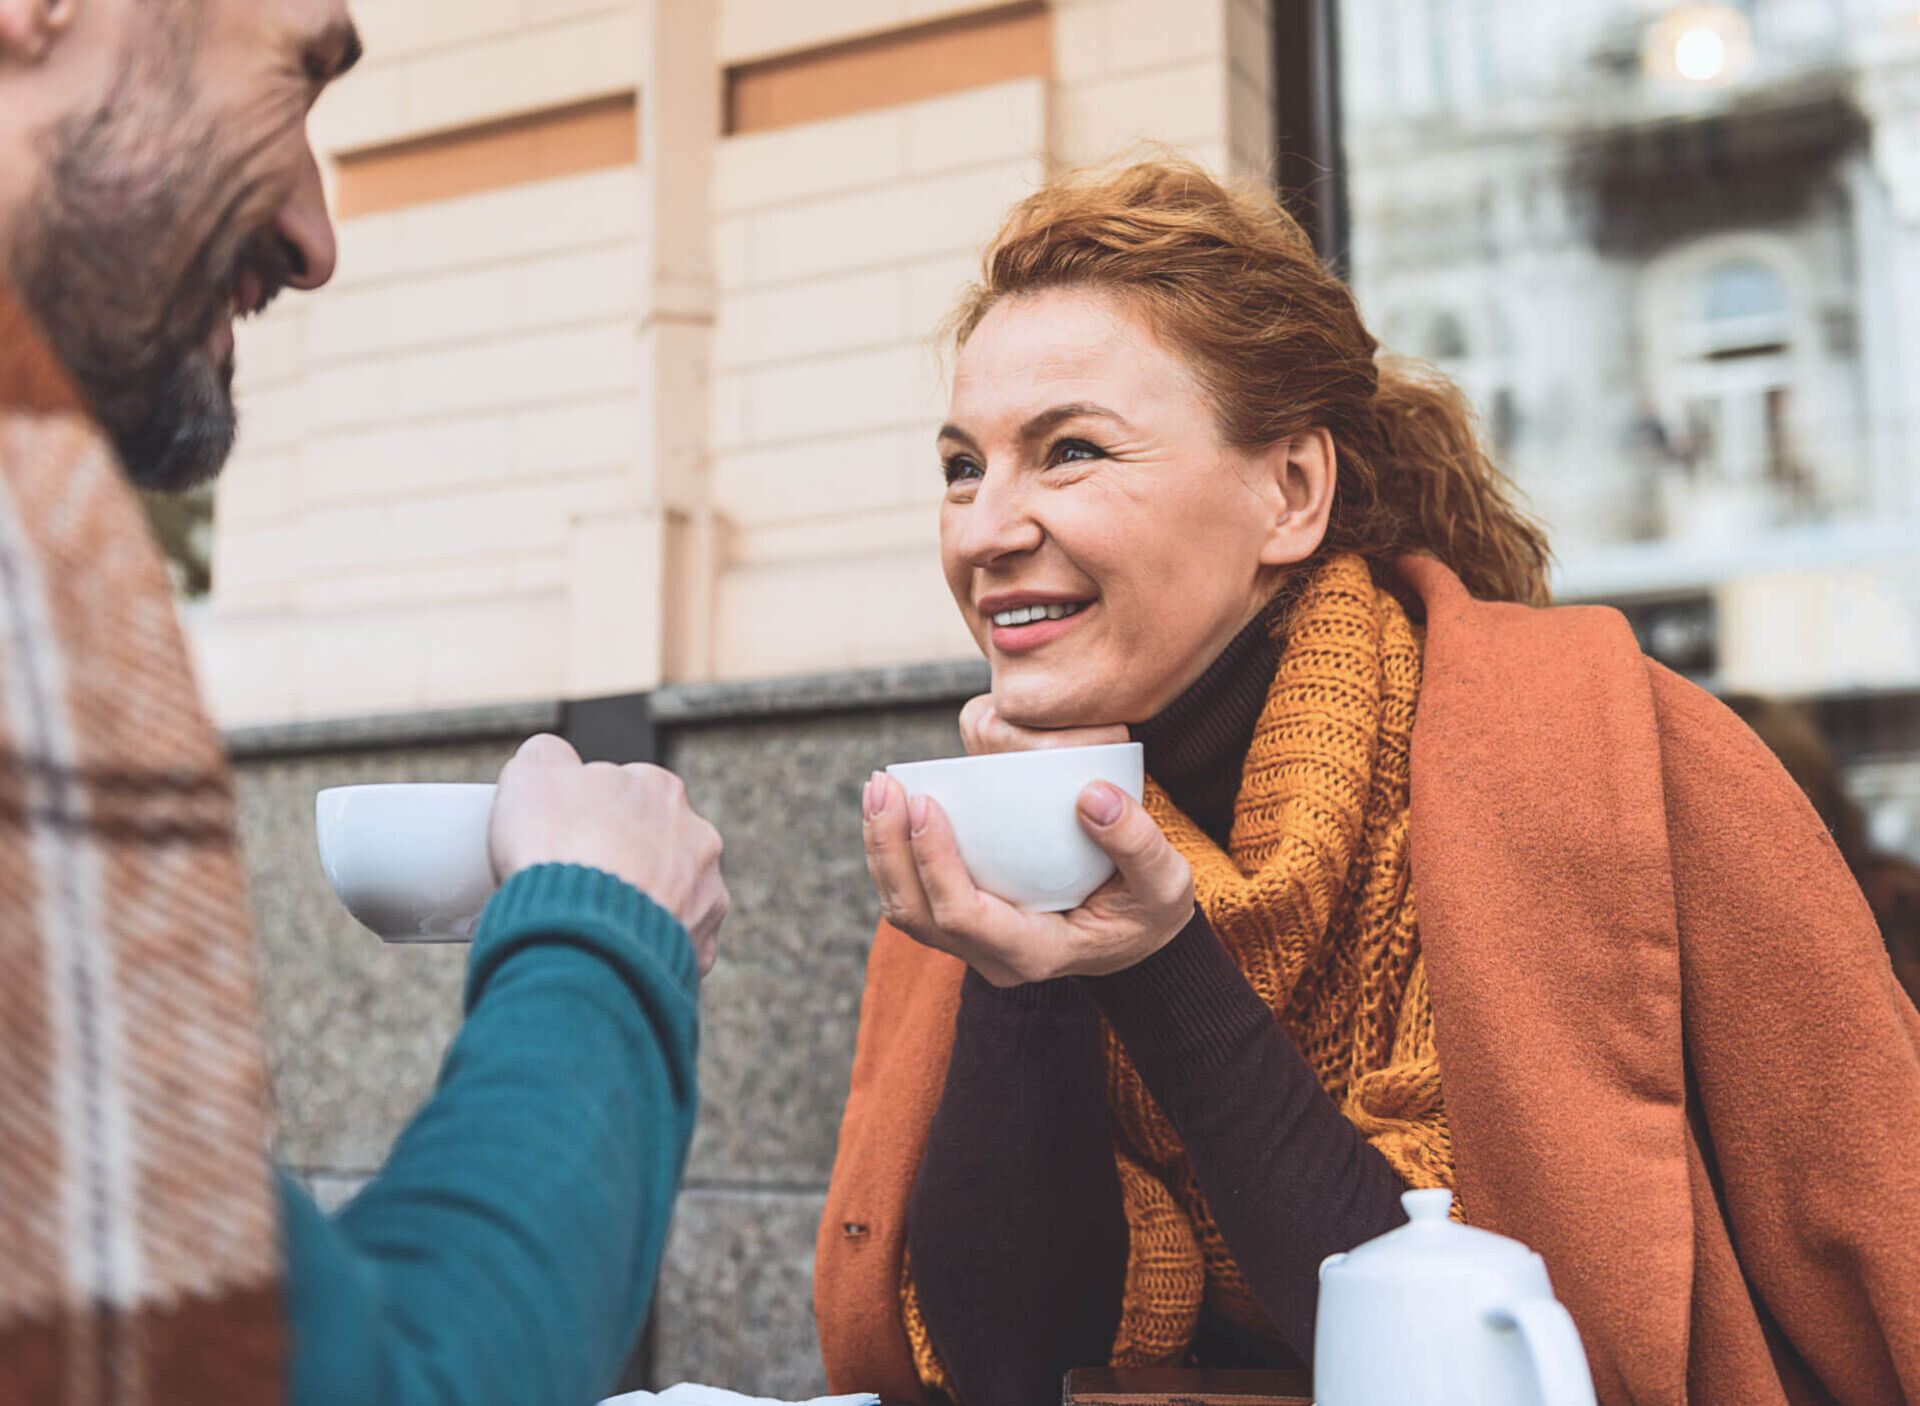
[490,735,729,975]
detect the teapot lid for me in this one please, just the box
[1329,1189,1544,1282]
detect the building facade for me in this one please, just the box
[196,0,1920,1394]
[1340,0,1920,849]
[193,0,1276,720]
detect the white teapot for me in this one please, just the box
[1314,1188,1598,1406]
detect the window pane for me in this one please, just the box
[1703,260,1786,324]
[1334,0,1920,889]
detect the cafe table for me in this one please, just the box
[1061,1367,1314,1406]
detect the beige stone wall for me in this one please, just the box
[1053,0,1273,176]
[195,0,1278,725]
[707,77,1046,678]
[199,159,646,722]
[314,0,640,153]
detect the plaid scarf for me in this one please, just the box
[0,282,283,1402]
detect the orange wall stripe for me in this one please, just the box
[333,94,638,220]
[726,3,1050,136]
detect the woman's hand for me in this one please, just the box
[861,770,1195,986]
[957,694,1129,756]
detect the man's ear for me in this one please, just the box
[0,0,74,62]
[1254,427,1337,567]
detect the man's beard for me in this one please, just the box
[8,56,294,492]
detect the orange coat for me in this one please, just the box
[814,556,1920,1405]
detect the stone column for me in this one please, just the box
[569,0,724,696]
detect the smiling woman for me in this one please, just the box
[927,162,1548,732]
[817,160,1920,1406]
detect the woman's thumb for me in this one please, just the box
[1077,783,1184,893]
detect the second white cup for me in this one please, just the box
[316,783,499,942]
[885,741,1145,913]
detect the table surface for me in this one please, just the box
[1062,1367,1313,1406]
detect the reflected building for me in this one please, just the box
[1340,0,1920,853]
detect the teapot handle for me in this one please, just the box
[1486,1299,1597,1406]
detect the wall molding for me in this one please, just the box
[333,93,638,219]
[221,659,989,757]
[725,2,1048,136]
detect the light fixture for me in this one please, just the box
[1643,4,1754,86]
[1673,25,1728,82]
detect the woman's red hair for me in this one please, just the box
[950,159,1553,606]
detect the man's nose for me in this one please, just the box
[275,143,337,291]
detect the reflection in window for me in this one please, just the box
[1669,257,1797,489]
[1703,260,1786,326]
[1425,310,1470,363]
[1336,0,1918,881]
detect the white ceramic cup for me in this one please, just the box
[884,742,1144,913]
[315,783,499,942]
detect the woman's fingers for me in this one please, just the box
[863,773,932,937]
[958,694,1131,756]
[1077,783,1194,908]
[867,768,1151,985]
[904,793,989,935]
[957,695,1000,756]
[906,794,1059,982]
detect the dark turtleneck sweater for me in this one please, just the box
[904,612,1410,1406]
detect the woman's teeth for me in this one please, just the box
[991,601,1088,627]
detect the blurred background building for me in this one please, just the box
[1341,0,1920,861]
[179,0,1920,1394]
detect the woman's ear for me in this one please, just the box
[1254,428,1337,567]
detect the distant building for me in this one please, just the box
[1341,0,1920,850]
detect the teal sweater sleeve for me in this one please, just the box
[278,863,700,1406]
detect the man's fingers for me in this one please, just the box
[1077,783,1191,901]
[509,732,581,771]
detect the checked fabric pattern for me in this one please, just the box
[0,283,283,1404]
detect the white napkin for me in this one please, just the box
[599,1386,880,1406]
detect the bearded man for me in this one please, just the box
[0,3,730,1403]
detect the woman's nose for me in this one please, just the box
[955,477,1044,564]
[275,144,338,291]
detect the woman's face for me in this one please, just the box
[939,287,1331,728]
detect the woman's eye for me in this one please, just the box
[942,456,983,485]
[1052,439,1103,466]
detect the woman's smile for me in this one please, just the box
[979,593,1096,653]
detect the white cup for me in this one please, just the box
[315,783,499,942]
[884,742,1144,913]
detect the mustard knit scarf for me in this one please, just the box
[904,555,1454,1389]
[1106,552,1454,1362]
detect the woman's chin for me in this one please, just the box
[992,682,1125,732]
